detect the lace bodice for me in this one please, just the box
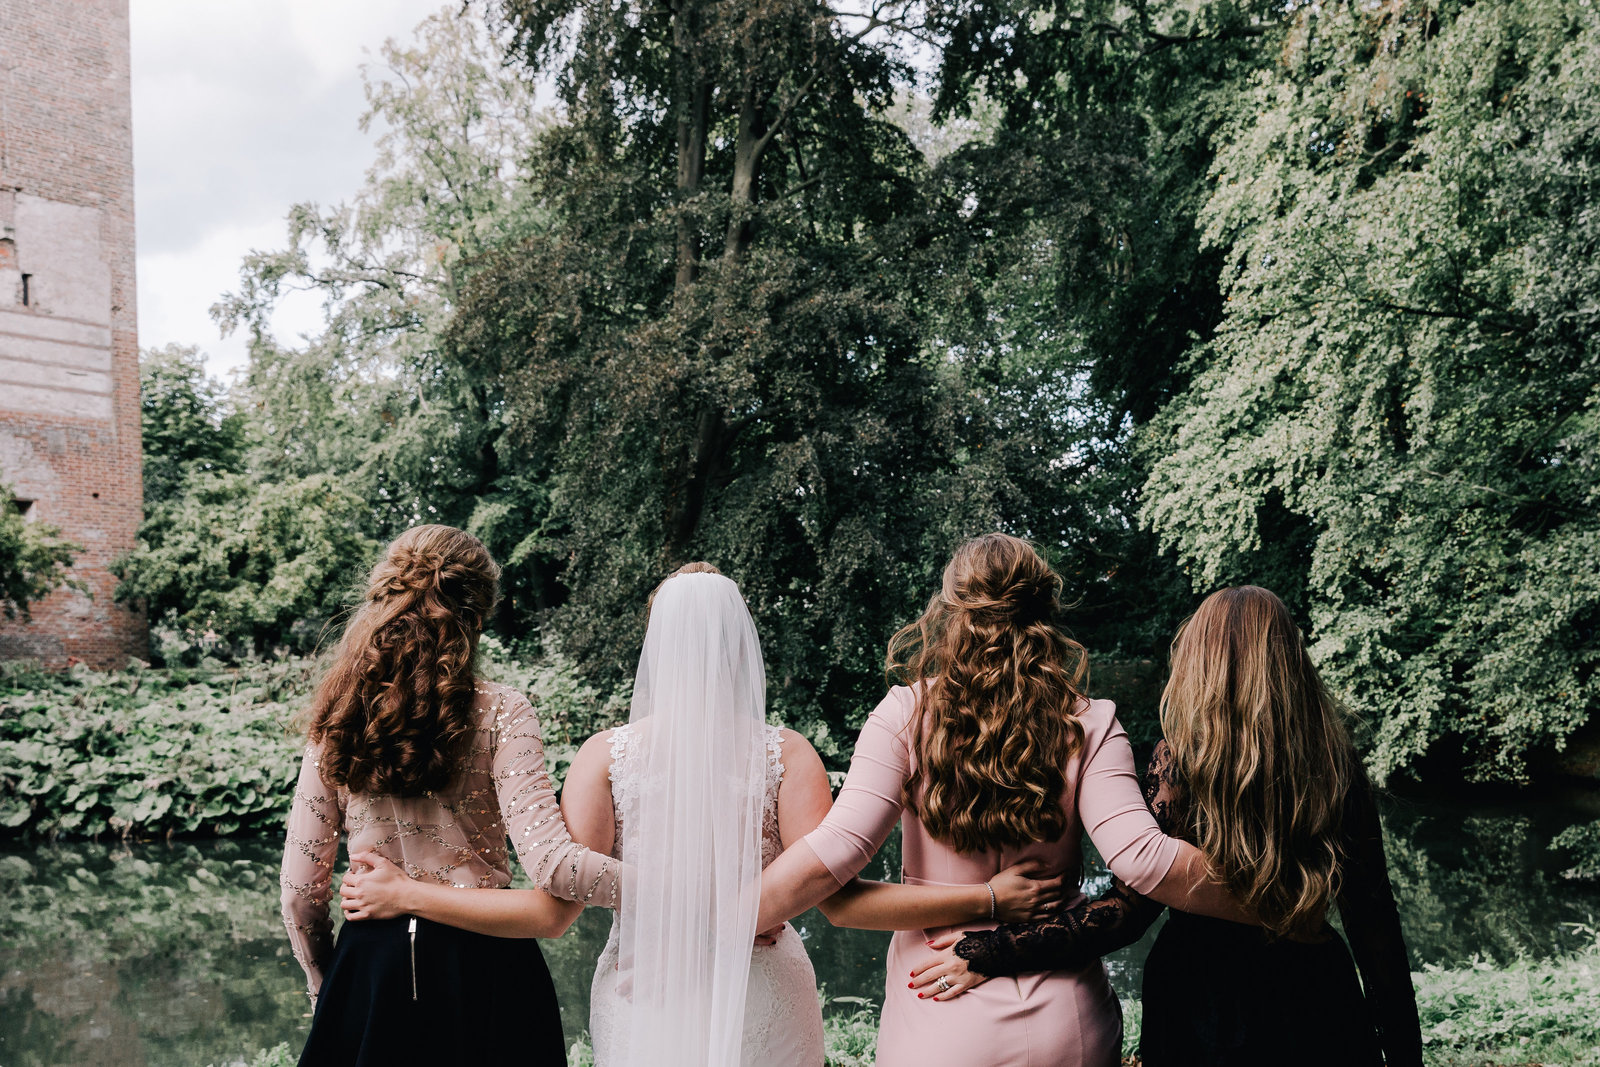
[605,722,788,866]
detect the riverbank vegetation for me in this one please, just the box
[0,645,616,839]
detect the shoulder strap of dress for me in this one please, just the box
[765,724,786,784]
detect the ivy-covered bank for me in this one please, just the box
[221,940,1600,1067]
[0,643,622,839]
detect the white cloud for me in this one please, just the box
[131,0,446,378]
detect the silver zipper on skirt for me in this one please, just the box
[408,917,418,1001]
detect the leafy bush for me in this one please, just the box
[0,646,617,839]
[205,1044,296,1067]
[0,659,311,838]
[1416,932,1600,1066]
[1553,821,1600,883]
[112,470,380,660]
[0,471,82,619]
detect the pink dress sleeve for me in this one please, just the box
[492,690,620,907]
[279,744,342,998]
[1076,702,1180,895]
[802,688,913,885]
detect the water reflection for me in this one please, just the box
[1,795,1594,1066]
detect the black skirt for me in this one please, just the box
[298,915,567,1067]
[1140,911,1382,1067]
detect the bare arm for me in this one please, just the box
[766,728,1061,932]
[342,858,575,938]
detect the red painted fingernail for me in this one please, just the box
[907,982,914,988]
[917,993,924,999]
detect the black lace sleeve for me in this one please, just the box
[955,741,1180,978]
[1336,774,1423,1067]
[955,876,1164,977]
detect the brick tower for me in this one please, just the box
[0,0,146,667]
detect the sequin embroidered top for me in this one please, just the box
[279,681,619,995]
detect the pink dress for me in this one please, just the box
[802,686,1181,1067]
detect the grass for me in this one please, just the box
[549,945,1600,1067]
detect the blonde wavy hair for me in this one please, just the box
[1161,585,1358,939]
[891,533,1088,854]
[307,525,500,797]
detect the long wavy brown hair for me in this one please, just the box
[1161,586,1359,939]
[891,533,1089,854]
[306,525,500,797]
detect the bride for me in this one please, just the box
[341,561,1059,1065]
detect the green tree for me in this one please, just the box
[213,4,546,542]
[137,344,246,506]
[1139,0,1600,783]
[114,470,378,657]
[452,0,991,735]
[0,479,80,620]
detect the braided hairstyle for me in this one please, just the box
[892,533,1088,854]
[307,525,501,796]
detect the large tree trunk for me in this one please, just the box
[725,81,769,261]
[663,406,728,564]
[673,2,710,294]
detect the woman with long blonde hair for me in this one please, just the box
[757,534,1251,1067]
[924,585,1423,1066]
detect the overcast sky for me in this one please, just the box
[131,0,447,379]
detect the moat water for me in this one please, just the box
[2,792,1597,1066]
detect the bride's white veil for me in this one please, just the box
[617,570,768,1067]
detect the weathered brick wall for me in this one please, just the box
[0,0,146,667]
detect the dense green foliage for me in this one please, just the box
[0,660,309,836]
[122,1,1597,783]
[1553,819,1600,882]
[1413,933,1600,1065]
[0,474,80,620]
[0,647,617,840]
[1139,0,1600,783]
[113,344,380,657]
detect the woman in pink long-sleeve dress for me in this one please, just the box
[758,534,1249,1067]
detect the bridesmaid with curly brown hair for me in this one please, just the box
[757,533,1251,1067]
[279,525,616,1066]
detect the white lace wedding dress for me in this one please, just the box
[589,722,827,1066]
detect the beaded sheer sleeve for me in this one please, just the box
[492,691,620,907]
[954,741,1178,977]
[279,745,344,998]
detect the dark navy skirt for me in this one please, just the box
[298,915,567,1067]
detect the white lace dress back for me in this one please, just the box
[590,722,826,1066]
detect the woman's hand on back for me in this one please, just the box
[340,851,415,921]
[989,859,1065,922]
[908,932,989,1001]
